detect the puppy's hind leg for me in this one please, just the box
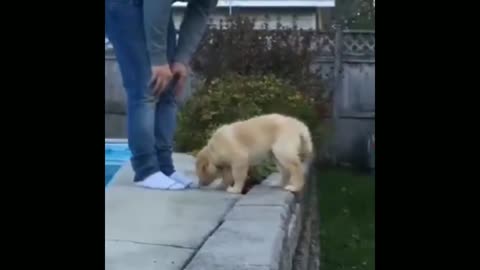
[272,136,305,193]
[274,158,290,187]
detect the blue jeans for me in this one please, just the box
[106,0,178,181]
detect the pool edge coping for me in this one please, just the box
[105,138,128,144]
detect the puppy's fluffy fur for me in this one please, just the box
[195,113,314,194]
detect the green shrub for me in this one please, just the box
[175,73,324,182]
[192,16,329,102]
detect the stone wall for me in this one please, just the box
[184,173,310,270]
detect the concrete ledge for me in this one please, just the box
[184,174,302,270]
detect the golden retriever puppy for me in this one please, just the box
[195,113,314,194]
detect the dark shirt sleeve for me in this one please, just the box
[143,0,173,66]
[174,0,218,64]
[143,0,218,66]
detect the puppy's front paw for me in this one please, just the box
[226,186,242,194]
[284,185,301,193]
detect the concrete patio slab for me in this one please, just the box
[105,153,240,270]
[105,240,193,270]
[106,186,238,248]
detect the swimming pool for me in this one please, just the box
[105,140,131,187]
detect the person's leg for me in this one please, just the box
[154,14,176,176]
[154,15,193,186]
[105,0,182,189]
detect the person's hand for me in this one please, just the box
[170,62,189,97]
[150,65,173,96]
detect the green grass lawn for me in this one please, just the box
[317,168,375,270]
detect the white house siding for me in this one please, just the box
[170,0,336,30]
[173,7,321,30]
[172,0,334,8]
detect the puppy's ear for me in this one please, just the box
[205,162,216,175]
[196,155,206,170]
[200,161,206,172]
[196,148,217,178]
[196,155,212,174]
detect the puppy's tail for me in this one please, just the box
[298,123,314,164]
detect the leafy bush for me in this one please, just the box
[175,73,323,182]
[191,16,330,103]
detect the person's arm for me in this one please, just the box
[174,0,218,64]
[143,0,173,66]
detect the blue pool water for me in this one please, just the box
[105,143,131,187]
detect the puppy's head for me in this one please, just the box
[195,147,219,186]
